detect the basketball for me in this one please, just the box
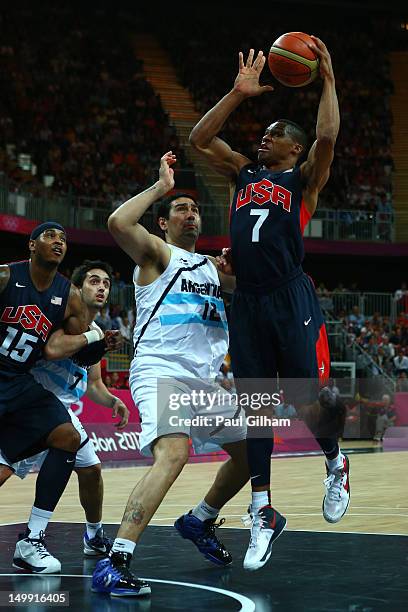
[268,32,320,87]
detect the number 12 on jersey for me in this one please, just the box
[250,209,269,242]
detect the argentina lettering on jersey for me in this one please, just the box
[31,358,88,408]
[0,261,70,372]
[230,163,312,293]
[131,245,228,382]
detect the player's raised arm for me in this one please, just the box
[108,152,175,267]
[301,37,340,215]
[189,49,273,180]
[63,284,90,334]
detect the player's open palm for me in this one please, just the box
[159,151,176,192]
[234,49,274,97]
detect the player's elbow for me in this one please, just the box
[316,134,337,150]
[43,343,59,360]
[189,129,207,151]
[108,213,126,237]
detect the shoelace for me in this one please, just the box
[27,530,51,559]
[200,517,226,546]
[324,468,345,501]
[248,512,268,549]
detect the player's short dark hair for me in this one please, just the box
[71,260,113,289]
[277,119,308,150]
[156,192,200,222]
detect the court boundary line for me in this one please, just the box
[0,573,255,611]
[0,521,407,537]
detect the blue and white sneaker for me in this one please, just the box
[91,554,151,597]
[174,511,232,566]
[84,527,113,556]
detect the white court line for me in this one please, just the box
[0,574,255,612]
[1,521,407,537]
[2,503,405,510]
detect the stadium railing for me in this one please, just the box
[0,176,394,241]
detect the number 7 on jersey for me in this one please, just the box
[250,209,269,242]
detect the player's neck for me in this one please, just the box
[166,237,196,253]
[29,259,58,291]
[264,160,294,172]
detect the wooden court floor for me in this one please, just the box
[1,449,407,535]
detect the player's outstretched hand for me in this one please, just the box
[234,49,274,98]
[158,151,177,192]
[309,36,334,82]
[104,330,123,352]
[216,247,234,275]
[112,398,130,430]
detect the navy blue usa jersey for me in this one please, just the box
[230,163,311,293]
[0,261,70,373]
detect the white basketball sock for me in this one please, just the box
[27,506,52,539]
[86,521,102,539]
[111,538,136,556]
[251,491,270,513]
[326,452,344,473]
[191,500,219,522]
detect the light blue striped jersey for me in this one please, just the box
[131,244,228,382]
[31,358,88,409]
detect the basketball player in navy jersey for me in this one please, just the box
[190,36,350,570]
[0,222,111,572]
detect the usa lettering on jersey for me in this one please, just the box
[236,179,292,212]
[0,305,52,341]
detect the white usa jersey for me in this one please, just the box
[31,358,88,409]
[130,244,228,382]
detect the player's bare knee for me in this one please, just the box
[153,435,189,473]
[47,423,81,452]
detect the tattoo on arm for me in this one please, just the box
[122,501,145,525]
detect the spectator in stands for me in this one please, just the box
[394,281,408,308]
[111,372,122,389]
[348,305,365,329]
[396,372,408,392]
[379,335,395,360]
[374,394,396,441]
[104,375,112,388]
[393,349,408,376]
[118,311,132,341]
[333,282,348,293]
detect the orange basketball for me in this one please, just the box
[268,32,319,87]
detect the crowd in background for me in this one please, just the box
[0,7,185,206]
[1,7,404,216]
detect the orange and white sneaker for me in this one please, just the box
[323,454,350,523]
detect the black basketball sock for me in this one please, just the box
[316,438,340,461]
[246,437,275,488]
[34,447,77,512]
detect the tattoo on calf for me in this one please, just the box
[123,501,145,525]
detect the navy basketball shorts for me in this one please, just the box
[0,371,71,464]
[229,273,330,409]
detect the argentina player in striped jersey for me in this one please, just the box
[90,152,249,598]
[0,261,129,573]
